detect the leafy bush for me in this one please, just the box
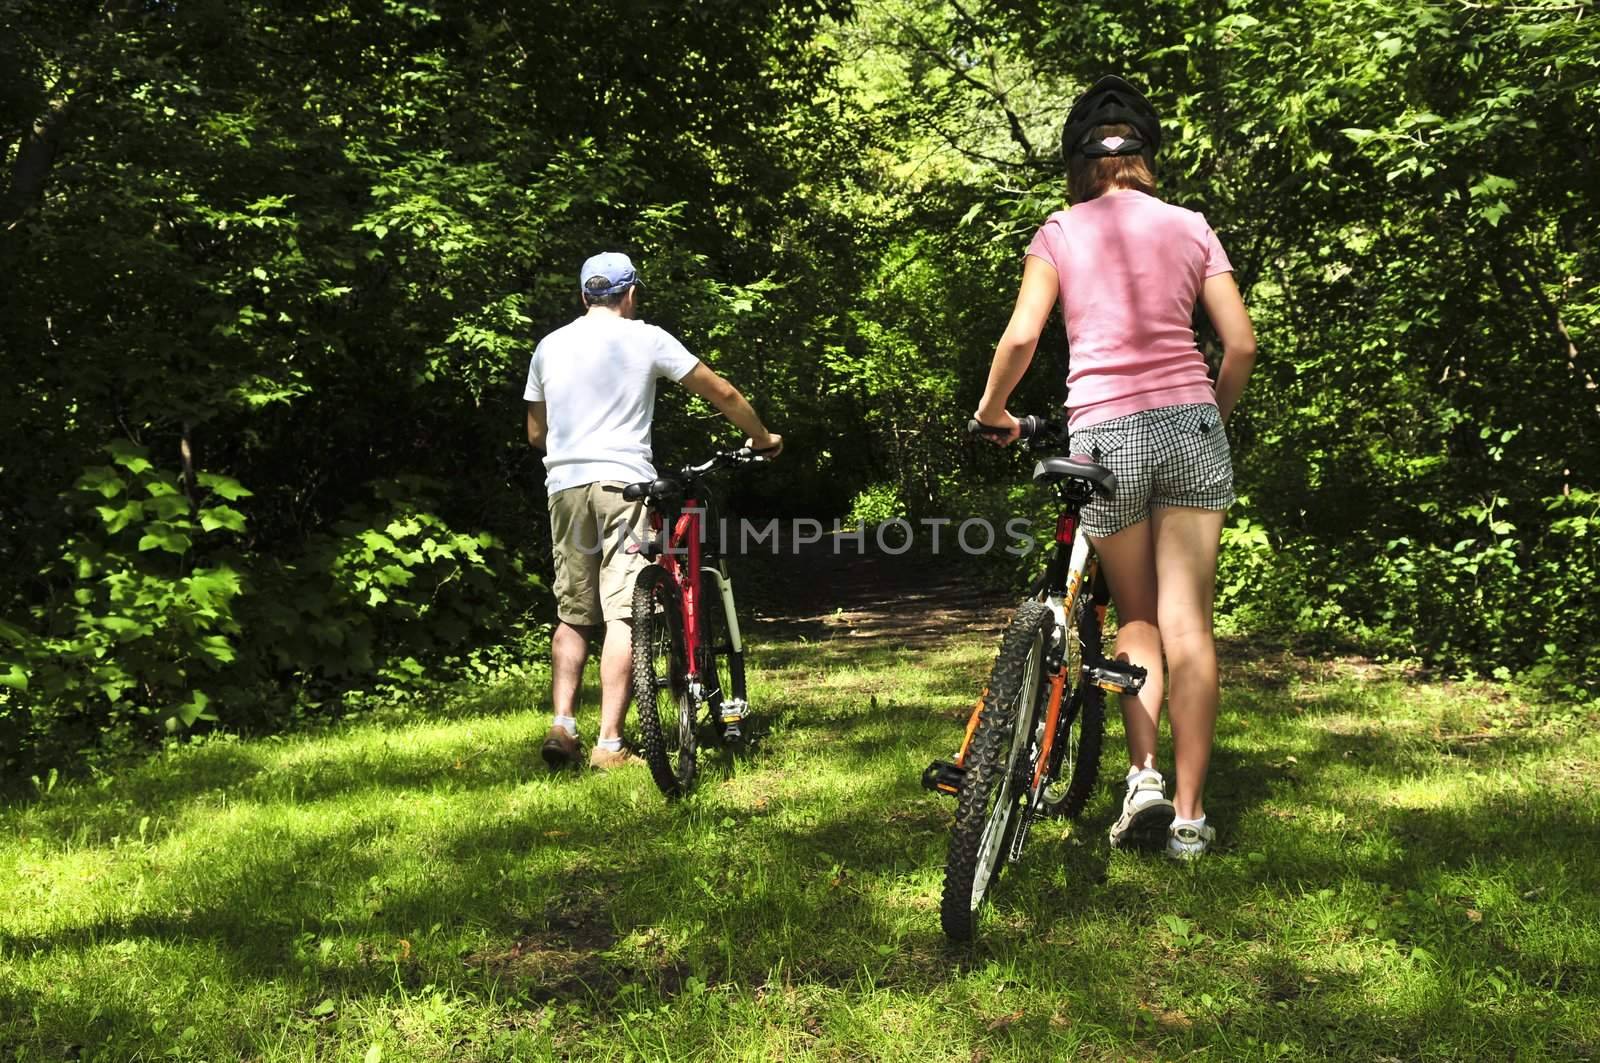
[0,449,537,777]
[847,481,907,526]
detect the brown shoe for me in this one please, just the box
[589,746,644,771]
[541,726,580,770]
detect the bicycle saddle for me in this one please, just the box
[622,477,683,503]
[1032,456,1117,498]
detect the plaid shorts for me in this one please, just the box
[1068,403,1235,538]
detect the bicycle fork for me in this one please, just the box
[921,610,1147,802]
[701,562,750,734]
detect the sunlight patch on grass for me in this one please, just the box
[3,640,1598,1061]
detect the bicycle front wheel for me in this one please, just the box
[632,565,697,797]
[940,600,1054,942]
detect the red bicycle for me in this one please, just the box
[623,448,768,797]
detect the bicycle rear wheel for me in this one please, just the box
[1041,592,1106,819]
[940,600,1054,942]
[632,565,697,797]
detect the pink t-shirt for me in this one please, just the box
[1025,190,1233,430]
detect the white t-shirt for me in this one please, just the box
[523,313,701,494]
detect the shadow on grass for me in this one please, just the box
[6,623,1599,1060]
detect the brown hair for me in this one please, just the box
[1067,123,1157,204]
[582,277,632,308]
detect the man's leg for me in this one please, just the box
[551,620,594,722]
[1150,504,1226,822]
[596,619,633,743]
[545,483,606,769]
[589,484,648,768]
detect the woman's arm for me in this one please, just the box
[1200,272,1257,423]
[974,255,1060,445]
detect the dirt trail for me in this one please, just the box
[739,530,1015,647]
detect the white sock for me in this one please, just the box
[1126,765,1163,786]
[1125,766,1166,809]
[1171,814,1207,831]
[596,736,623,752]
[552,715,577,736]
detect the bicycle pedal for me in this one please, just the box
[718,698,748,726]
[921,760,965,796]
[1007,813,1034,862]
[1087,660,1147,695]
[721,723,743,742]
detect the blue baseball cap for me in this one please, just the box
[579,252,640,298]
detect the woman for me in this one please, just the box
[973,75,1257,859]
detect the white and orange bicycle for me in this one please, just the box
[923,415,1148,941]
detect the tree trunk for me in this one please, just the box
[2,88,76,228]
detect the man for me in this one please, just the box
[524,252,782,770]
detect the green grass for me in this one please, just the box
[3,629,1598,1061]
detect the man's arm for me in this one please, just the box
[526,401,548,450]
[677,363,782,456]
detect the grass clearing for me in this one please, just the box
[3,627,1597,1061]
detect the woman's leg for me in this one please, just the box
[1091,519,1163,772]
[1150,505,1225,821]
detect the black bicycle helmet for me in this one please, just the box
[1061,75,1161,164]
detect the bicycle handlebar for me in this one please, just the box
[682,446,774,477]
[967,415,1066,445]
[624,447,771,504]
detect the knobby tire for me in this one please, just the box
[940,600,1054,942]
[632,565,696,797]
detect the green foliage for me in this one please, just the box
[0,0,861,773]
[0,446,523,772]
[2,0,1595,775]
[250,478,525,689]
[4,443,247,763]
[834,0,1599,696]
[846,481,907,525]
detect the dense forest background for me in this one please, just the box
[2,0,1595,776]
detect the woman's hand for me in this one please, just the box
[971,409,1021,446]
[1201,272,1257,423]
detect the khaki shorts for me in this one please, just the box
[547,481,649,625]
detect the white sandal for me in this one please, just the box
[1166,820,1216,860]
[1108,771,1175,848]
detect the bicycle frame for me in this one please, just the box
[1026,503,1110,795]
[644,485,745,707]
[930,418,1150,939]
[951,489,1102,778]
[925,428,1143,811]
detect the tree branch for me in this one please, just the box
[2,87,77,228]
[886,6,1043,168]
[1505,246,1600,420]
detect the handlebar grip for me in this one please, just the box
[968,416,1044,440]
[968,418,1009,439]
